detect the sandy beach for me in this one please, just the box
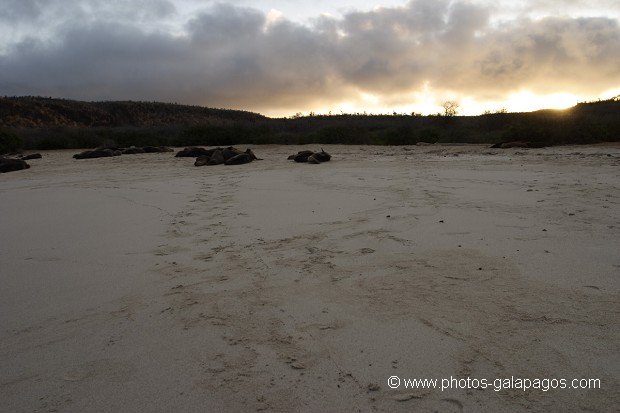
[1,144,619,412]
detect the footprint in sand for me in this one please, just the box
[61,359,136,383]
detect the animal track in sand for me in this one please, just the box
[154,244,189,256]
[211,242,237,253]
[61,359,136,383]
[193,253,214,261]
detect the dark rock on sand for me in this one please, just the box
[0,157,30,173]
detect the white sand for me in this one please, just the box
[1,144,619,412]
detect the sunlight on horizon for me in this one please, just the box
[504,92,578,113]
[261,91,593,118]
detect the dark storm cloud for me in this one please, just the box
[1,0,619,113]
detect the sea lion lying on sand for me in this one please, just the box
[142,146,173,153]
[311,149,331,162]
[224,153,253,165]
[0,157,30,173]
[122,147,145,155]
[292,150,314,163]
[194,155,210,167]
[19,153,42,160]
[2,153,42,161]
[289,149,331,164]
[222,147,241,161]
[176,147,219,158]
[208,149,225,165]
[73,148,120,159]
[193,147,260,167]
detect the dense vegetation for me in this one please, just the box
[1,96,619,152]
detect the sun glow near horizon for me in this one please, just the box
[503,92,578,113]
[261,83,620,118]
[484,88,620,115]
[265,90,616,118]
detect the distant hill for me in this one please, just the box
[0,97,265,128]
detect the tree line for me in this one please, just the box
[1,97,619,153]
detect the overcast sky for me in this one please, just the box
[1,0,619,117]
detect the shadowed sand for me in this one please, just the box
[1,145,619,412]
